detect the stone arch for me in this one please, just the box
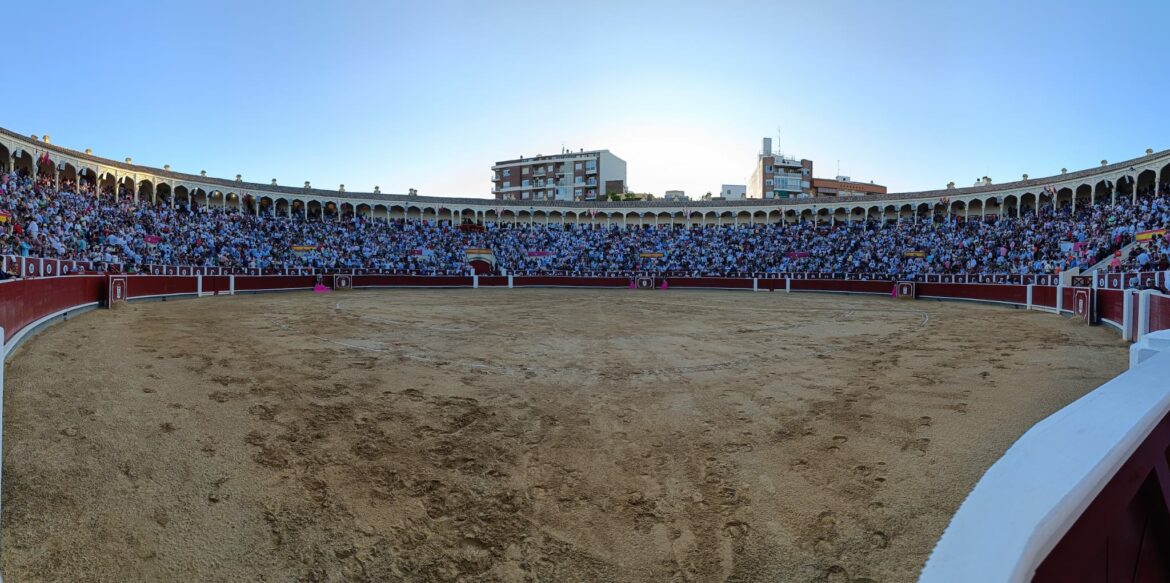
[77,167,97,192]
[1094,180,1113,204]
[97,171,116,196]
[948,199,966,218]
[59,162,78,187]
[1074,184,1093,209]
[915,202,931,220]
[291,199,307,218]
[1115,174,1136,199]
[967,198,984,219]
[898,203,913,221]
[999,194,1017,217]
[1137,169,1158,197]
[119,176,135,199]
[12,148,33,176]
[172,185,188,206]
[0,143,8,173]
[308,200,324,220]
[36,152,55,179]
[1019,192,1037,214]
[137,179,154,201]
[273,197,289,216]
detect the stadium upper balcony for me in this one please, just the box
[2,126,1168,216]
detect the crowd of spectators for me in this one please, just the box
[2,171,1168,278]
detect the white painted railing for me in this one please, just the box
[920,329,1170,582]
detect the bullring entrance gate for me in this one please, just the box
[106,276,127,307]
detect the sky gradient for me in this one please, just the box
[3,0,1167,199]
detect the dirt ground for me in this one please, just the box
[0,289,1128,582]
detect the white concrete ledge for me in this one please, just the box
[921,329,1170,582]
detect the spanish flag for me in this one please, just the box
[1136,228,1166,242]
[0,209,11,223]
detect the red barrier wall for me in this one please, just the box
[512,276,630,288]
[0,276,104,344]
[126,275,199,298]
[353,275,473,287]
[1062,287,1076,313]
[1151,294,1170,334]
[478,276,509,287]
[1035,410,1170,582]
[1032,286,1058,308]
[1098,290,1125,325]
[917,283,1029,304]
[234,276,317,292]
[789,279,895,294]
[662,277,754,290]
[203,276,232,295]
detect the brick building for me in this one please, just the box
[492,150,626,201]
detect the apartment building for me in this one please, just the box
[492,150,627,201]
[746,138,814,199]
[810,176,887,197]
[719,184,746,199]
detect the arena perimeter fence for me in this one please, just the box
[1,270,1170,582]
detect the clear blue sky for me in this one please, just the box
[3,0,1167,198]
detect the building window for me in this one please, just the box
[765,165,773,172]
[522,167,529,175]
[503,169,511,177]
[575,162,582,170]
[765,179,773,186]
[503,181,511,188]
[522,179,530,187]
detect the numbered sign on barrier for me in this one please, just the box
[333,274,353,290]
[107,276,128,307]
[896,281,916,300]
[636,276,655,289]
[1073,288,1094,324]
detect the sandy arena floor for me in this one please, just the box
[0,289,1127,582]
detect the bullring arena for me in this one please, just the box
[0,288,1128,581]
[2,127,1170,583]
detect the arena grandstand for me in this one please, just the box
[2,126,1170,582]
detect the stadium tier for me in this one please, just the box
[3,127,1170,582]
[1,129,1169,277]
